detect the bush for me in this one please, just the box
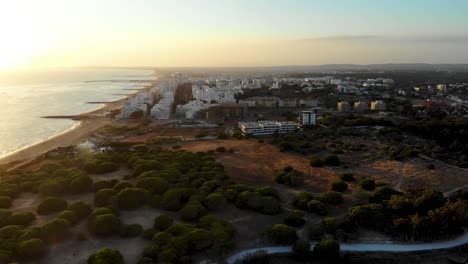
[330,180,348,192]
[321,217,337,234]
[263,224,298,245]
[274,166,304,187]
[68,201,93,219]
[308,226,325,241]
[94,189,117,207]
[120,224,143,238]
[135,177,168,195]
[307,200,328,215]
[93,180,118,192]
[88,214,120,236]
[37,197,68,215]
[88,248,124,264]
[113,181,133,192]
[310,157,324,167]
[316,192,344,205]
[142,228,157,240]
[426,163,435,170]
[0,225,24,239]
[17,238,46,258]
[180,201,207,221]
[259,196,282,215]
[204,193,225,210]
[293,192,314,210]
[116,188,149,210]
[284,210,305,227]
[69,175,93,194]
[38,179,67,196]
[324,155,340,166]
[8,212,35,226]
[153,214,173,231]
[216,147,226,152]
[293,239,310,260]
[339,172,355,182]
[41,218,71,241]
[152,231,173,247]
[314,239,340,259]
[0,197,11,209]
[57,210,78,224]
[359,178,376,191]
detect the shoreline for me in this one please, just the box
[0,81,155,169]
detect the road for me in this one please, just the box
[225,231,468,264]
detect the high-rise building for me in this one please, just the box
[300,110,317,125]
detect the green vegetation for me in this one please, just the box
[88,248,124,264]
[262,224,298,245]
[37,197,68,215]
[283,210,306,227]
[274,166,304,187]
[330,180,348,192]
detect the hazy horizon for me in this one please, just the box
[1,0,468,70]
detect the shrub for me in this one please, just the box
[314,239,340,259]
[154,214,173,231]
[88,248,124,264]
[68,201,93,219]
[0,197,11,209]
[17,238,46,258]
[259,196,282,215]
[316,192,344,205]
[94,189,117,207]
[310,157,324,167]
[426,164,435,170]
[255,186,280,200]
[69,175,93,194]
[38,179,67,196]
[152,231,173,247]
[263,224,298,245]
[0,225,24,239]
[293,239,310,260]
[216,147,226,152]
[330,180,348,192]
[274,167,303,187]
[113,181,133,192]
[293,192,314,210]
[57,210,78,224]
[359,178,376,191]
[88,214,120,236]
[135,177,168,195]
[93,180,118,192]
[321,217,337,234]
[41,218,71,241]
[308,226,325,241]
[307,200,328,215]
[204,193,225,210]
[339,172,355,182]
[180,201,207,221]
[120,224,143,238]
[8,212,35,226]
[324,155,340,166]
[372,186,400,203]
[142,228,157,240]
[37,197,68,215]
[116,188,149,210]
[284,210,305,227]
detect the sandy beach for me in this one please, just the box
[0,89,145,170]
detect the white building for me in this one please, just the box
[437,84,447,92]
[300,110,317,125]
[238,121,298,136]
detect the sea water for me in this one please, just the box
[0,68,155,158]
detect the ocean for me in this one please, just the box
[0,68,155,159]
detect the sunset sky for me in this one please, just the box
[1,0,468,69]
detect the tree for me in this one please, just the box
[321,217,337,234]
[307,200,328,215]
[204,193,225,210]
[153,214,174,231]
[17,238,46,258]
[324,155,340,166]
[359,178,375,191]
[339,172,355,182]
[37,197,68,215]
[0,197,11,209]
[293,239,310,260]
[293,192,314,210]
[88,214,120,236]
[316,192,344,205]
[116,188,149,210]
[262,224,298,244]
[330,180,348,192]
[94,189,118,207]
[180,201,207,221]
[313,239,340,259]
[135,177,168,195]
[284,210,306,227]
[88,248,124,264]
[372,186,400,203]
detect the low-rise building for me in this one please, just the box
[337,101,351,112]
[238,121,298,136]
[371,100,387,111]
[354,101,369,112]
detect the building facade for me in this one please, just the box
[238,121,298,136]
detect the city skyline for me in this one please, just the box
[1,0,468,69]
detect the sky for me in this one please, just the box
[1,0,468,69]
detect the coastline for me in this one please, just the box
[0,82,153,169]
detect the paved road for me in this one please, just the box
[226,232,468,264]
